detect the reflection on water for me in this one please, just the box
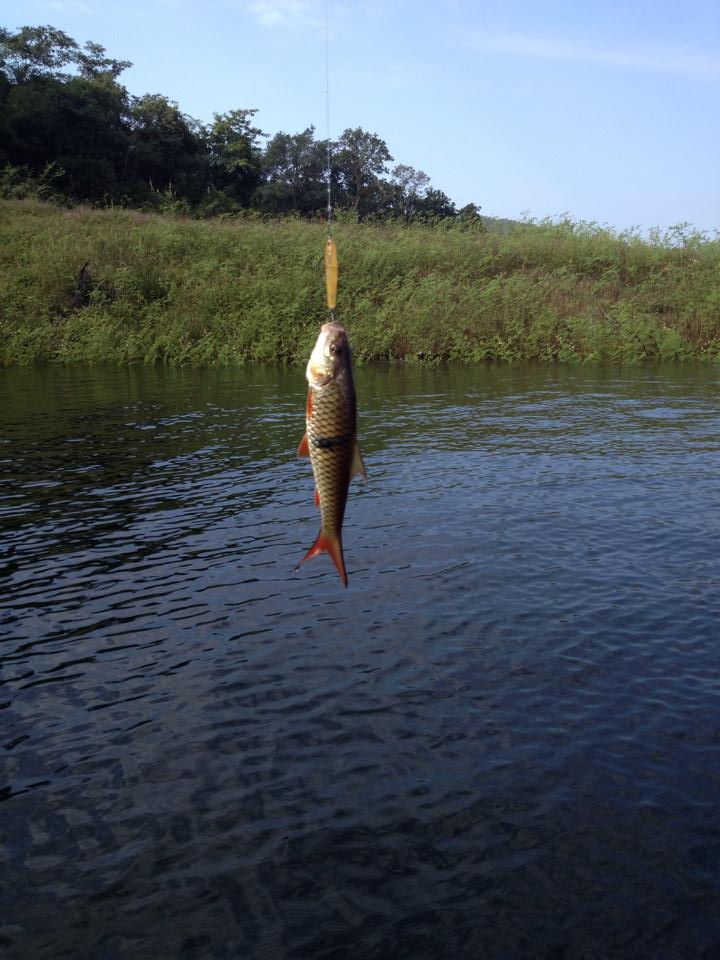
[2,362,720,959]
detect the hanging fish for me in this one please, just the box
[297,321,366,586]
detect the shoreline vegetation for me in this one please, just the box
[2,198,719,367]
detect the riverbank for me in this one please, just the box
[2,199,718,365]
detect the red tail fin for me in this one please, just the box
[297,531,347,586]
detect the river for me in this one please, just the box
[2,362,720,959]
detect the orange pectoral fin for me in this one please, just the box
[306,390,313,418]
[314,487,320,508]
[296,531,348,587]
[297,433,310,457]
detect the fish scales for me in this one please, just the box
[308,375,356,539]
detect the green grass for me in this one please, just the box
[1,199,719,365]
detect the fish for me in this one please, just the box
[296,321,366,586]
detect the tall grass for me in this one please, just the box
[1,199,718,365]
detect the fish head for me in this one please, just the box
[306,322,352,387]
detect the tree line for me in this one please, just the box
[0,25,483,224]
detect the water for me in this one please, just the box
[2,362,720,959]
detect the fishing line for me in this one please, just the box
[324,0,332,240]
[323,0,338,321]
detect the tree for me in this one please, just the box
[203,108,264,206]
[257,126,327,215]
[457,202,486,230]
[127,94,206,202]
[0,26,130,84]
[0,25,133,200]
[3,72,129,200]
[390,163,431,221]
[75,41,131,82]
[0,24,474,218]
[416,188,457,221]
[334,127,393,218]
[0,25,79,83]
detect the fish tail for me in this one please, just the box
[297,531,348,586]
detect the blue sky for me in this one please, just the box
[4,0,720,232]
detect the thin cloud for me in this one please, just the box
[459,32,720,83]
[246,0,322,30]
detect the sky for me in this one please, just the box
[4,0,720,232]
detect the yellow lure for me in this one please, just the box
[324,237,338,310]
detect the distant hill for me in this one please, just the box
[481,215,524,233]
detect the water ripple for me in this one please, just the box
[2,363,720,958]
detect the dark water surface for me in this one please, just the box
[2,362,720,959]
